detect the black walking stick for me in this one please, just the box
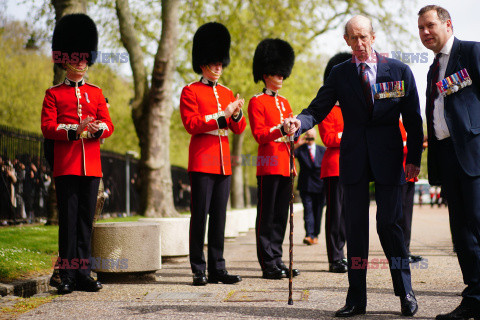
[288,121,295,305]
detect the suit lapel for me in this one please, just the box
[445,37,461,79]
[345,58,368,110]
[375,52,391,91]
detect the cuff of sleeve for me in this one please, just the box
[68,130,79,141]
[216,116,228,129]
[231,109,243,122]
[93,130,104,139]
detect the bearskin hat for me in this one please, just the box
[52,13,98,68]
[253,38,295,83]
[324,52,352,83]
[192,22,231,74]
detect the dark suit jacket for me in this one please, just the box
[426,37,480,185]
[296,52,424,185]
[294,144,326,193]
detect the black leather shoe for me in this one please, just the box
[335,305,366,317]
[208,269,242,284]
[329,260,348,273]
[57,278,75,295]
[262,266,284,279]
[49,269,61,288]
[409,254,423,263]
[401,291,418,316]
[76,276,103,292]
[277,263,300,277]
[436,301,480,319]
[192,271,207,286]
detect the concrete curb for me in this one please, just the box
[0,275,53,298]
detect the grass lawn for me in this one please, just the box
[0,214,188,282]
[0,225,58,282]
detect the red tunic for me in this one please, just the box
[180,79,246,175]
[318,105,343,178]
[41,79,114,178]
[248,90,293,177]
[400,120,418,183]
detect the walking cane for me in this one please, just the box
[288,120,295,305]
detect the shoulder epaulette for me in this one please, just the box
[48,83,63,90]
[253,92,264,98]
[217,83,231,90]
[85,82,101,89]
[186,81,197,87]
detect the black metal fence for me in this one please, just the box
[0,125,190,222]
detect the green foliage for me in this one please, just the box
[0,225,58,281]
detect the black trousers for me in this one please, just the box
[324,176,346,263]
[343,169,411,307]
[189,172,230,273]
[400,181,415,253]
[438,138,480,302]
[55,175,100,281]
[256,175,290,270]
[300,190,324,238]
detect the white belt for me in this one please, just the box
[205,129,228,136]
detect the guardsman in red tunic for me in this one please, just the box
[398,120,422,263]
[41,14,113,294]
[180,22,245,286]
[317,52,351,274]
[248,39,299,279]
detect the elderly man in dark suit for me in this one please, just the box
[284,15,423,317]
[418,5,480,319]
[294,129,326,246]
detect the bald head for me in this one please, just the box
[344,15,374,37]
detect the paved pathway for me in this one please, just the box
[6,204,466,319]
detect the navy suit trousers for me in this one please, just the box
[343,169,412,307]
[438,138,480,302]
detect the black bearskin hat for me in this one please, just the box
[253,38,295,83]
[324,52,352,83]
[192,22,231,74]
[52,13,98,68]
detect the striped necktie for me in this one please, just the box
[359,63,374,117]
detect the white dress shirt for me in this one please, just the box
[433,35,455,140]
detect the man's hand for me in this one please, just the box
[87,120,102,134]
[405,164,420,181]
[225,94,244,118]
[283,116,301,135]
[77,116,94,135]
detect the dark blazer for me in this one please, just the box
[426,37,480,185]
[296,52,424,185]
[295,144,326,193]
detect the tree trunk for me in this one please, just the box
[142,0,179,217]
[230,132,245,208]
[51,0,87,85]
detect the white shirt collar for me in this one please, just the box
[440,35,454,56]
[354,51,377,71]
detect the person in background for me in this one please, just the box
[180,22,245,286]
[399,120,422,263]
[317,52,351,274]
[248,38,300,280]
[41,14,114,294]
[294,128,326,246]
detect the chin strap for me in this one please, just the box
[65,63,88,73]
